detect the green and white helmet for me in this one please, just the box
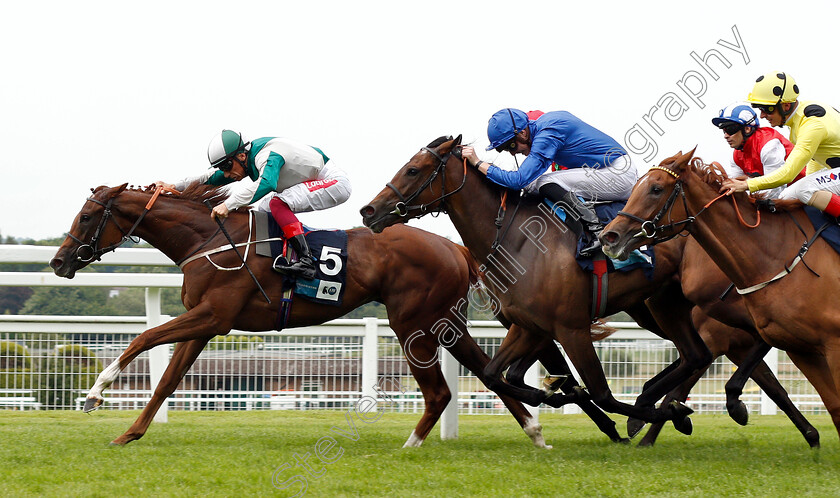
[207,129,249,169]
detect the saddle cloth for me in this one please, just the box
[254,210,348,306]
[542,199,656,280]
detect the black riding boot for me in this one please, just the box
[539,183,604,257]
[273,234,317,279]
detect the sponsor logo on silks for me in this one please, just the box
[816,172,839,185]
[304,178,338,192]
[316,280,342,301]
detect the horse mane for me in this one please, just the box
[673,156,805,213]
[427,135,454,148]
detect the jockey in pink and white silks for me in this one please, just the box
[161,130,351,279]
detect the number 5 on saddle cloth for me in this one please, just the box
[253,211,348,308]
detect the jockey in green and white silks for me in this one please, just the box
[166,130,351,279]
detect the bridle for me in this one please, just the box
[615,166,697,244]
[386,145,467,218]
[67,186,171,262]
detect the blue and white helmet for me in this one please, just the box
[486,108,529,151]
[711,103,758,129]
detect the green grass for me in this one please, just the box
[1,410,839,497]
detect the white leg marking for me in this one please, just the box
[402,430,424,448]
[523,417,552,449]
[88,359,122,399]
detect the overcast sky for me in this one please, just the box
[1,0,835,242]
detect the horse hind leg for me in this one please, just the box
[398,333,451,448]
[444,326,551,449]
[110,338,210,446]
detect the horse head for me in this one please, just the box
[50,184,131,278]
[600,149,696,260]
[360,135,463,233]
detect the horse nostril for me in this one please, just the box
[49,258,62,270]
[601,232,617,244]
[360,205,374,218]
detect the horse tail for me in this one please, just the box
[590,319,617,341]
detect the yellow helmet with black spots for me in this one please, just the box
[747,72,799,105]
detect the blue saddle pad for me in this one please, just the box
[264,220,348,307]
[542,199,656,280]
[803,206,840,254]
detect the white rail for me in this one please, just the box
[0,245,825,440]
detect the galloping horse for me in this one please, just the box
[50,183,570,447]
[600,149,840,442]
[361,135,708,430]
[361,136,820,445]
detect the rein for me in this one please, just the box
[386,147,467,218]
[615,165,759,245]
[68,185,179,262]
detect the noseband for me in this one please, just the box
[615,166,696,243]
[385,146,465,218]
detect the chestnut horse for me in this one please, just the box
[49,183,576,447]
[361,135,708,431]
[600,150,840,442]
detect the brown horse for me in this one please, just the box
[49,183,570,447]
[361,135,708,431]
[600,150,840,442]
[636,236,818,447]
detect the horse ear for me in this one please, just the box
[107,183,129,199]
[454,134,462,146]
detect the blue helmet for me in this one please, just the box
[711,103,758,128]
[486,108,529,151]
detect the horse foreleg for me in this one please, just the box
[85,302,223,410]
[111,338,210,446]
[722,339,771,426]
[483,325,581,408]
[803,347,840,443]
[534,342,627,443]
[638,365,709,447]
[738,356,820,448]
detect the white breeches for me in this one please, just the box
[255,161,352,213]
[778,167,840,203]
[526,155,638,202]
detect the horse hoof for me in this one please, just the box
[83,397,103,413]
[673,415,693,436]
[726,401,749,426]
[614,437,631,445]
[804,429,820,449]
[637,438,655,448]
[542,374,570,395]
[627,418,646,438]
[107,441,125,448]
[668,400,694,420]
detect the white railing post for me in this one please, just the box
[440,347,459,439]
[562,348,583,415]
[362,317,379,410]
[525,361,540,420]
[761,347,779,415]
[145,287,169,423]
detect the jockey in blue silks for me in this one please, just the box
[460,108,637,256]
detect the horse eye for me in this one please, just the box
[80,214,91,222]
[406,168,420,177]
[651,185,664,195]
